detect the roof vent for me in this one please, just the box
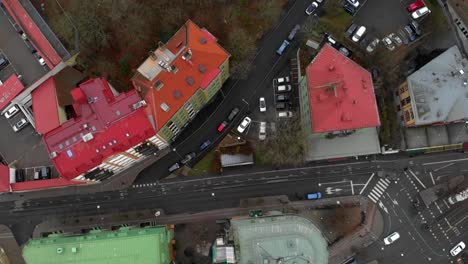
[173,90,182,99]
[57,248,63,254]
[87,97,98,103]
[182,49,192,61]
[154,80,164,90]
[199,37,207,44]
[186,77,195,86]
[82,133,94,142]
[149,51,157,60]
[160,103,170,112]
[132,100,147,109]
[198,64,206,73]
[50,152,57,159]
[328,65,335,71]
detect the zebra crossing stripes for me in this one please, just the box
[367,178,390,203]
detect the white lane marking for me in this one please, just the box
[422,158,468,166]
[372,187,383,196]
[429,172,435,185]
[433,162,454,172]
[408,169,427,189]
[368,194,378,203]
[359,173,375,195]
[378,200,388,214]
[351,180,355,195]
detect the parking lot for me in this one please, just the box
[0,5,47,85]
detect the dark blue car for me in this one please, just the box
[306,192,322,200]
[200,140,212,150]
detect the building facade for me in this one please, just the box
[132,20,230,148]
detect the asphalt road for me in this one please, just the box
[135,0,311,183]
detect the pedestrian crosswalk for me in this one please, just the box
[367,178,391,203]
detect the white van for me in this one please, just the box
[278,111,293,118]
[276,85,292,93]
[4,105,19,119]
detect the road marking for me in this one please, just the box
[359,173,375,195]
[429,172,435,185]
[350,180,355,195]
[372,187,383,196]
[378,200,388,214]
[408,169,427,189]
[422,157,468,166]
[368,194,378,203]
[433,162,454,172]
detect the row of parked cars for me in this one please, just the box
[273,77,294,118]
[4,105,29,132]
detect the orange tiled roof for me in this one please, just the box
[132,20,230,131]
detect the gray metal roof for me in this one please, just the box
[407,46,468,126]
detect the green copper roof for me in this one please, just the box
[22,226,173,264]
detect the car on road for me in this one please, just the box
[227,107,239,121]
[181,152,196,165]
[404,25,417,42]
[274,76,290,85]
[383,232,400,245]
[237,116,252,133]
[277,111,293,118]
[306,192,322,200]
[305,2,319,15]
[351,26,366,42]
[288,24,301,41]
[407,0,424,12]
[382,37,395,51]
[366,38,380,53]
[259,97,266,112]
[346,0,359,8]
[200,140,211,150]
[276,40,290,55]
[168,162,180,172]
[450,241,465,256]
[411,7,431,19]
[0,57,9,71]
[13,118,28,132]
[276,94,290,101]
[259,122,266,140]
[217,121,228,132]
[345,23,358,38]
[4,105,19,119]
[276,85,292,93]
[389,33,402,46]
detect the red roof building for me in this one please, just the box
[132,20,230,145]
[0,165,10,193]
[42,78,156,181]
[0,74,25,110]
[305,45,380,133]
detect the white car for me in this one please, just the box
[382,37,395,51]
[347,0,359,8]
[305,2,319,15]
[383,232,400,245]
[12,118,28,132]
[259,97,266,112]
[450,241,465,256]
[352,26,366,42]
[411,7,431,19]
[237,116,252,133]
[38,57,46,66]
[259,122,266,140]
[274,76,290,85]
[4,105,19,119]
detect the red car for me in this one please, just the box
[217,121,228,132]
[407,0,424,12]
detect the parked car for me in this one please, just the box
[276,40,290,55]
[237,116,252,133]
[346,0,359,8]
[326,35,337,46]
[276,85,292,93]
[407,0,424,12]
[409,20,422,35]
[366,38,380,53]
[13,118,28,132]
[450,241,465,256]
[404,25,417,42]
[227,107,239,121]
[4,105,19,119]
[168,162,180,172]
[181,152,196,165]
[259,97,266,112]
[389,33,402,46]
[200,140,212,150]
[398,30,409,44]
[15,169,25,182]
[351,26,366,42]
[305,2,319,15]
[33,52,46,66]
[343,2,356,15]
[217,121,228,132]
[411,7,431,19]
[383,232,400,245]
[277,111,293,118]
[276,94,291,101]
[259,122,266,141]
[274,76,290,85]
[382,37,395,51]
[276,102,286,110]
[40,166,51,179]
[306,192,322,200]
[288,24,301,41]
[339,47,350,57]
[0,57,9,71]
[345,23,358,38]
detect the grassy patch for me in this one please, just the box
[424,0,451,33]
[188,150,217,176]
[317,0,353,42]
